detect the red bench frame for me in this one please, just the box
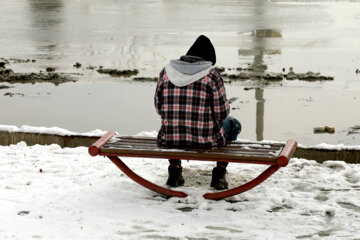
[89,131,297,200]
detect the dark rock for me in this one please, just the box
[297,72,333,81]
[226,71,283,81]
[46,67,55,72]
[4,92,24,97]
[17,211,30,216]
[244,87,255,91]
[0,68,14,76]
[347,125,360,135]
[215,67,225,73]
[227,72,251,80]
[285,70,297,80]
[73,62,81,68]
[97,68,139,77]
[228,97,238,104]
[284,71,334,81]
[86,66,96,70]
[0,62,5,68]
[263,73,283,81]
[1,68,75,85]
[0,59,72,84]
[132,77,157,82]
[0,85,12,90]
[0,58,10,64]
[9,58,32,64]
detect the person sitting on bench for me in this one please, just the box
[154,35,241,190]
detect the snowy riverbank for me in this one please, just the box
[1,140,359,239]
[0,124,107,137]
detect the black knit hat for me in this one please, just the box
[186,35,216,66]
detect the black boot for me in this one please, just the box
[166,162,184,187]
[210,166,228,190]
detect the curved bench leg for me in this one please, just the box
[203,165,280,200]
[108,156,188,198]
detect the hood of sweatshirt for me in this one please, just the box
[165,59,213,87]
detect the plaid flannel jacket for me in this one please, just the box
[155,67,230,148]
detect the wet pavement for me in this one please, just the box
[1,0,360,145]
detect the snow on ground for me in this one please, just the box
[1,142,360,240]
[0,125,107,137]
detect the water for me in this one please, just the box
[1,0,360,145]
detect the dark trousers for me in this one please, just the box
[169,116,241,168]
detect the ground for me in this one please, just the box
[1,141,359,240]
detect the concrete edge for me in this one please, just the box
[0,131,99,148]
[0,131,359,164]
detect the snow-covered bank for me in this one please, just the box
[0,125,107,137]
[299,143,360,151]
[1,142,359,239]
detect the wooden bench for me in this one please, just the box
[89,131,297,200]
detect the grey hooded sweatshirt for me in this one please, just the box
[164,59,213,87]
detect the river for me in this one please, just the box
[1,0,360,145]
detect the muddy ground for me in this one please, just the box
[218,66,334,82]
[93,64,335,83]
[348,125,360,135]
[0,57,335,86]
[0,55,338,93]
[0,58,76,85]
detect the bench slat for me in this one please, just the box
[99,149,280,164]
[102,145,280,159]
[100,152,279,165]
[114,136,284,148]
[101,136,284,164]
[106,141,282,152]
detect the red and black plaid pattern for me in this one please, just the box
[155,68,230,148]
